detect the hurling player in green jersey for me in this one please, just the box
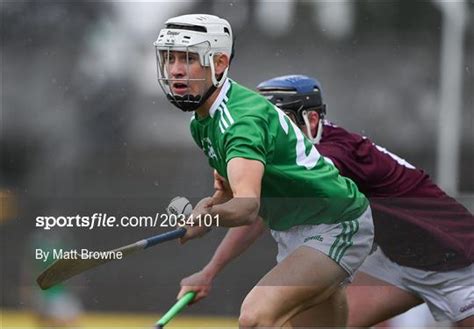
[154,14,374,327]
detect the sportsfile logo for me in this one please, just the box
[36,213,116,230]
[35,212,219,230]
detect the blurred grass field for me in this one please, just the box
[1,309,238,328]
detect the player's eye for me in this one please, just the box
[186,54,198,63]
[161,51,175,64]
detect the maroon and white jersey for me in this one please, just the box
[317,121,474,271]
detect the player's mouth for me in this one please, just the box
[172,82,189,95]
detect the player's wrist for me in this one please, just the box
[202,263,220,279]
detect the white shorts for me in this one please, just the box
[270,206,374,278]
[359,247,474,322]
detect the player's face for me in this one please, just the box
[161,51,210,96]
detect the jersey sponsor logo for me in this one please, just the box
[304,235,324,243]
[201,137,218,160]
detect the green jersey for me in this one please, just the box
[190,79,368,230]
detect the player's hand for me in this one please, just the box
[193,196,213,214]
[177,270,213,304]
[180,197,213,244]
[180,225,210,244]
[213,170,233,203]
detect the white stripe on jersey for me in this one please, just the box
[221,103,235,125]
[220,112,230,129]
[274,106,289,134]
[209,79,231,118]
[375,145,415,169]
[218,120,225,133]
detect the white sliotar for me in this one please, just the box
[166,197,193,216]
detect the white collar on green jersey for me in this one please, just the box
[209,78,231,118]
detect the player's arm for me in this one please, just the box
[203,217,266,277]
[177,217,266,302]
[180,157,263,243]
[178,163,265,302]
[208,157,263,227]
[182,171,231,229]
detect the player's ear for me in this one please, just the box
[213,53,229,75]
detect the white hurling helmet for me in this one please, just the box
[154,14,233,112]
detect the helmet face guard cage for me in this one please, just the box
[155,41,215,112]
[155,40,231,112]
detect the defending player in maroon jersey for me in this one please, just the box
[258,75,474,328]
[318,121,473,271]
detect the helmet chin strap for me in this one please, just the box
[168,85,217,112]
[302,110,323,144]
